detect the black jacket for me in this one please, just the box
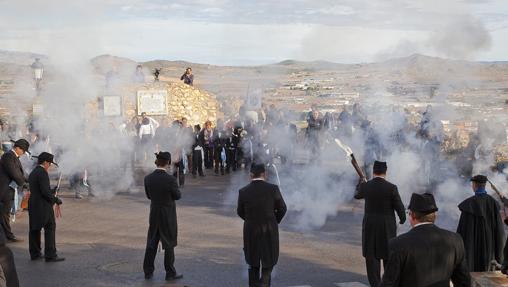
[237,180,287,268]
[380,224,471,287]
[28,166,58,230]
[354,177,405,259]
[144,169,181,248]
[457,193,505,272]
[0,151,25,200]
[192,131,205,149]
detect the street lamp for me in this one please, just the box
[31,58,44,92]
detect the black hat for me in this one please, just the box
[408,193,438,214]
[470,175,488,184]
[155,151,171,162]
[373,160,387,174]
[35,152,58,167]
[250,163,265,175]
[13,139,30,152]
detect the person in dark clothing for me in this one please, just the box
[180,67,194,86]
[191,125,204,177]
[306,107,322,161]
[354,161,406,287]
[0,226,18,287]
[143,152,183,281]
[213,120,227,175]
[456,174,504,272]
[0,139,30,242]
[237,163,287,287]
[201,121,214,169]
[28,152,64,262]
[224,128,236,173]
[380,193,471,287]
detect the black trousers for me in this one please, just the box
[0,245,19,287]
[143,230,176,276]
[214,147,225,174]
[173,161,185,186]
[226,148,236,172]
[0,191,14,240]
[365,257,387,287]
[203,145,213,169]
[249,266,273,287]
[192,150,204,176]
[29,221,57,259]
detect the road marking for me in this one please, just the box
[334,282,369,287]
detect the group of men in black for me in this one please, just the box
[143,151,286,287]
[355,160,508,287]
[0,139,64,287]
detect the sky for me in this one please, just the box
[0,0,507,65]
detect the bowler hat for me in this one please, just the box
[35,152,58,167]
[470,175,488,184]
[155,151,171,162]
[408,193,438,214]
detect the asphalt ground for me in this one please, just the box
[9,168,369,287]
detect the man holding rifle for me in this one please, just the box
[28,152,64,262]
[354,161,406,287]
[457,174,504,272]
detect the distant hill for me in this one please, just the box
[0,49,46,65]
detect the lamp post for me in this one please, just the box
[31,58,44,92]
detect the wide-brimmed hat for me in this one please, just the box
[13,139,30,152]
[470,175,488,184]
[34,152,58,167]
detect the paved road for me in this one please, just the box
[9,169,368,287]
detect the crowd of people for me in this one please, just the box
[1,97,508,286]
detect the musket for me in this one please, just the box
[54,173,63,218]
[488,179,507,218]
[334,138,367,183]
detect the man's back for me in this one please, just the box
[0,151,24,198]
[457,193,504,271]
[237,180,286,223]
[144,170,181,206]
[355,177,405,217]
[381,224,470,287]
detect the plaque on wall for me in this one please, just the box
[137,90,168,115]
[103,96,122,116]
[32,103,43,116]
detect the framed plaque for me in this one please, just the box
[137,90,168,115]
[103,96,122,116]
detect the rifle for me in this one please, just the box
[488,179,507,218]
[54,173,62,218]
[334,138,367,183]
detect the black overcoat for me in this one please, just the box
[144,169,181,249]
[237,180,287,268]
[28,166,58,231]
[457,193,505,272]
[380,224,471,287]
[354,177,405,259]
[0,151,25,200]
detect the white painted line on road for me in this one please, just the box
[334,282,369,287]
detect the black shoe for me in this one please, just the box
[7,237,22,243]
[45,256,65,262]
[199,174,205,177]
[30,254,43,261]
[165,273,183,281]
[144,273,153,279]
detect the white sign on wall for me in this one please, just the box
[103,96,122,116]
[137,90,168,115]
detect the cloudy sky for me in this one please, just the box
[0,0,507,65]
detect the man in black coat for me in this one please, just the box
[380,193,471,287]
[0,227,19,287]
[237,163,287,287]
[456,174,504,272]
[354,161,406,287]
[143,152,182,281]
[0,139,29,242]
[28,152,64,262]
